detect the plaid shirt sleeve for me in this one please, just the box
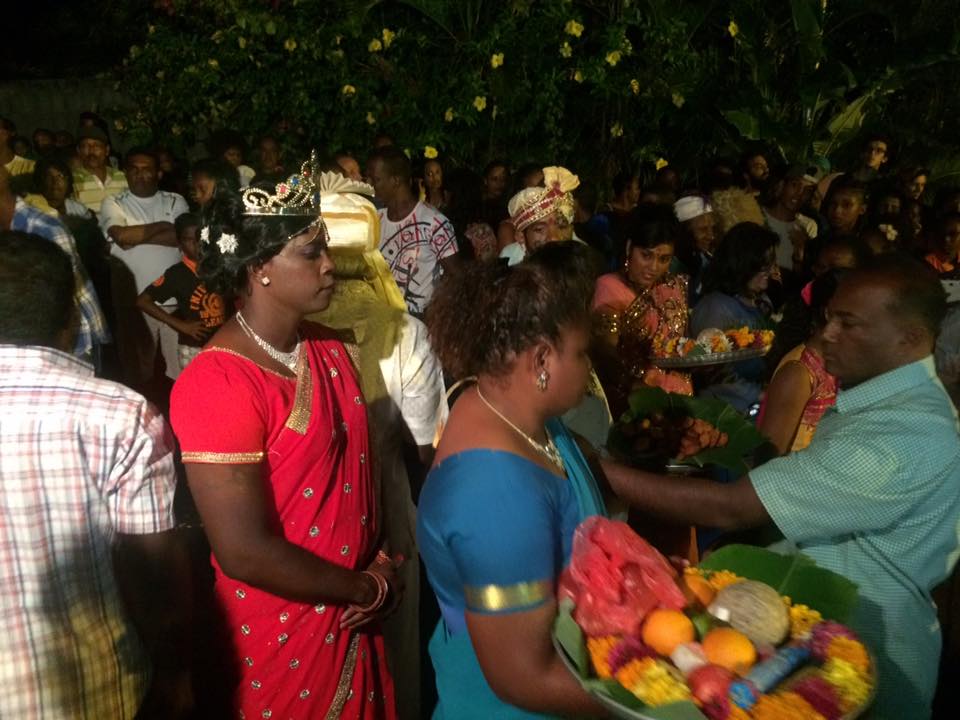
[16,203,110,354]
[47,219,111,352]
[105,397,177,535]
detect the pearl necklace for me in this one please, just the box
[236,312,300,372]
[476,386,565,472]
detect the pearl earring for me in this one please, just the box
[261,277,271,286]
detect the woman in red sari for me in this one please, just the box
[170,166,399,720]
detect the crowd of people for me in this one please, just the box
[2,108,960,720]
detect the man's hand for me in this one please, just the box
[115,232,141,250]
[177,319,211,343]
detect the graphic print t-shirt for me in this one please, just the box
[377,201,458,316]
[143,260,226,346]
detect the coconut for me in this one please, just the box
[707,580,790,646]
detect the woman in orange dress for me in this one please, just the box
[169,168,398,719]
[592,204,691,416]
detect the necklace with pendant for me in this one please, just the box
[476,386,565,472]
[236,311,300,372]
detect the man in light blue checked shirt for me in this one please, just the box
[1,166,109,363]
[602,255,960,719]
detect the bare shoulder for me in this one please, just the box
[434,389,523,464]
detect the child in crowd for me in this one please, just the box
[136,212,226,370]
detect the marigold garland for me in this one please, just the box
[821,658,871,712]
[788,603,823,640]
[615,658,691,706]
[706,569,745,591]
[586,635,618,679]
[825,636,870,676]
[749,691,826,720]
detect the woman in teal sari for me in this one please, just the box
[418,248,607,719]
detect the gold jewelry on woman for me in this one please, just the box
[536,369,549,391]
[475,386,565,472]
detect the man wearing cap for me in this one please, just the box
[500,166,580,266]
[762,164,819,276]
[673,194,716,302]
[73,125,128,214]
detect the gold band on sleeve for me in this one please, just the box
[464,579,553,612]
[181,450,265,464]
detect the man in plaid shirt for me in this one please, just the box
[0,231,191,718]
[0,166,109,363]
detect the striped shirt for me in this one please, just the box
[73,165,128,214]
[0,345,177,718]
[751,356,960,719]
[11,198,110,357]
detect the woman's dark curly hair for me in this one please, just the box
[624,202,681,251]
[425,246,593,379]
[702,221,778,296]
[32,154,76,198]
[198,185,319,298]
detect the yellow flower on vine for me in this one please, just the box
[284,38,297,52]
[573,69,584,83]
[342,85,357,96]
[560,41,573,58]
[368,38,383,52]
[672,92,685,108]
[655,158,669,171]
[207,58,219,70]
[473,96,487,112]
[424,146,438,159]
[444,108,455,122]
[630,79,640,95]
[610,123,624,138]
[238,37,247,49]
[148,25,156,35]
[382,28,395,48]
[606,50,622,67]
[565,20,584,38]
[728,20,739,38]
[366,112,376,125]
[490,52,504,69]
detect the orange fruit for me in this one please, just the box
[682,573,717,608]
[702,628,757,675]
[641,609,695,656]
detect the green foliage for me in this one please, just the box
[115,0,960,185]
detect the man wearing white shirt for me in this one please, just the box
[100,147,188,386]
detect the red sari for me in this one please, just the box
[170,322,396,720]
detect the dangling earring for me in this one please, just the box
[260,276,271,286]
[536,369,549,392]
[623,257,630,274]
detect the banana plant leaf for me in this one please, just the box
[609,387,767,474]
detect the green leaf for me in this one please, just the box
[554,599,588,678]
[722,109,760,139]
[613,388,768,473]
[265,19,277,35]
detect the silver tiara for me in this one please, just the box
[241,150,321,216]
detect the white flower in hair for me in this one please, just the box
[200,226,210,244]
[218,232,239,254]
